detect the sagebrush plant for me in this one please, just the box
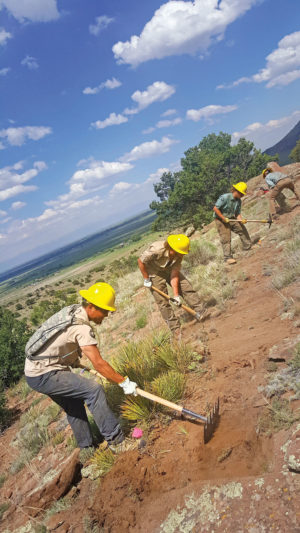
[257,398,300,435]
[91,448,115,476]
[107,332,201,423]
[151,370,185,404]
[188,260,235,307]
[272,215,300,289]
[184,240,218,268]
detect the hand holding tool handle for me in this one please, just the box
[151,285,201,321]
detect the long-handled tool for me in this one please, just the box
[229,213,273,228]
[80,366,220,443]
[151,285,203,321]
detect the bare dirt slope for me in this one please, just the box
[1,177,300,532]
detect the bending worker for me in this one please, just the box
[213,182,251,265]
[262,164,300,219]
[138,234,203,338]
[24,283,137,453]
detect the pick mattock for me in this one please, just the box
[150,285,204,322]
[229,213,273,228]
[80,366,220,444]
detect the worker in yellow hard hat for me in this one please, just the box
[138,234,204,338]
[213,182,252,265]
[262,163,300,219]
[25,282,138,454]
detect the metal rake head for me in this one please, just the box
[204,397,220,443]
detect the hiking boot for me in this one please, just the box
[108,438,137,454]
[226,258,237,265]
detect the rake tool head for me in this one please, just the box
[204,397,220,443]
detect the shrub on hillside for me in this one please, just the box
[0,307,32,387]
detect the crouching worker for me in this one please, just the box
[138,234,204,339]
[213,182,251,265]
[262,165,300,219]
[24,283,138,453]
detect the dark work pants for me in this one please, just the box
[26,370,123,448]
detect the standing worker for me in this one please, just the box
[24,283,138,453]
[138,234,204,339]
[262,164,300,219]
[213,182,251,265]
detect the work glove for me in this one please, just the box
[144,278,152,288]
[119,377,138,395]
[223,217,230,223]
[173,295,183,307]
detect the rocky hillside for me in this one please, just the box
[0,164,300,532]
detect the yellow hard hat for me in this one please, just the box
[262,168,271,177]
[232,182,247,195]
[167,234,190,255]
[79,282,116,312]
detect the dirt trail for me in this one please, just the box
[1,207,300,532]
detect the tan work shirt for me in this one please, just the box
[24,307,98,377]
[139,240,182,275]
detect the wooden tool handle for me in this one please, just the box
[151,286,199,319]
[136,387,183,413]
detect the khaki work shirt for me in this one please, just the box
[24,307,98,377]
[139,240,182,275]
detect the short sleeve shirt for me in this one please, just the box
[265,171,287,189]
[139,240,182,274]
[213,193,241,219]
[24,306,98,377]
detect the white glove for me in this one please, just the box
[119,377,138,395]
[173,295,183,307]
[144,278,152,288]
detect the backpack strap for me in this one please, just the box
[26,316,93,361]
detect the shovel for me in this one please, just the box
[151,285,204,322]
[229,213,273,228]
[80,366,220,443]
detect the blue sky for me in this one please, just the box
[0,0,300,272]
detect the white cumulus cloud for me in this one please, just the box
[0,0,60,22]
[112,0,258,66]
[46,159,133,207]
[231,110,300,151]
[110,181,136,195]
[0,160,47,201]
[83,77,122,95]
[89,15,114,36]
[91,113,128,130]
[0,67,10,76]
[156,117,182,128]
[0,126,52,147]
[161,109,177,117]
[125,81,175,115]
[121,136,179,163]
[218,31,300,89]
[21,55,39,70]
[186,104,237,122]
[0,27,12,45]
[11,201,26,210]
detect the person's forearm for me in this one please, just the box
[236,214,242,220]
[82,345,124,384]
[138,258,149,279]
[213,206,227,221]
[93,358,124,384]
[170,271,180,296]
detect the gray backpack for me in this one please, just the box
[25,304,90,360]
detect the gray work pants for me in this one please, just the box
[26,370,123,448]
[215,219,251,260]
[151,271,203,332]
